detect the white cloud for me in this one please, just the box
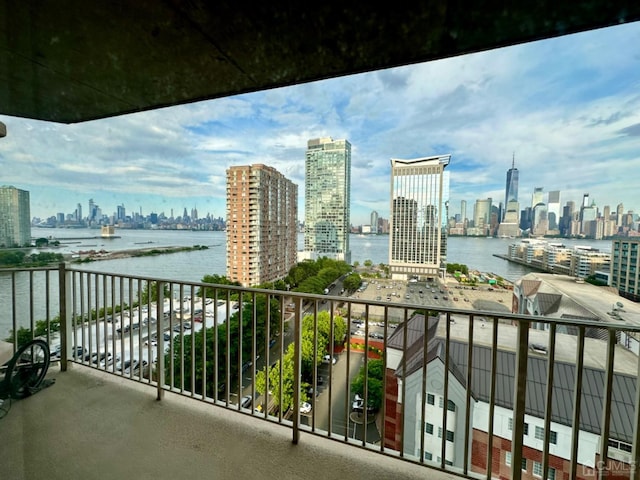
[1,23,639,225]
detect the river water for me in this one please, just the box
[0,228,612,338]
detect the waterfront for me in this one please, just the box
[1,228,613,338]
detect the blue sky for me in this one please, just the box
[1,22,639,226]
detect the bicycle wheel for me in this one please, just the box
[5,339,51,400]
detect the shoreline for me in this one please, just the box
[66,245,208,263]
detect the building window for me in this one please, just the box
[535,426,544,440]
[549,430,557,444]
[439,397,444,408]
[522,458,527,472]
[447,399,456,412]
[438,427,442,438]
[427,394,435,405]
[533,461,542,477]
[508,418,529,435]
[446,430,455,442]
[425,423,434,435]
[506,452,512,466]
[425,451,432,461]
[533,462,556,480]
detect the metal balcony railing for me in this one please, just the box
[2,264,640,480]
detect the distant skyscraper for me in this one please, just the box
[389,155,450,279]
[473,198,492,229]
[0,185,31,247]
[531,187,544,208]
[547,190,560,230]
[226,164,298,286]
[303,137,351,263]
[503,155,519,221]
[370,211,379,234]
[460,200,467,223]
[117,204,126,221]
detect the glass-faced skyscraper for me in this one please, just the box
[503,156,519,222]
[389,155,450,280]
[304,137,351,264]
[0,185,31,247]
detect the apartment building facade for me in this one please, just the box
[226,164,298,287]
[0,185,31,247]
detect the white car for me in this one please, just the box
[299,402,312,414]
[322,354,337,365]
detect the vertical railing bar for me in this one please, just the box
[71,270,78,362]
[399,306,409,458]
[250,291,257,411]
[201,288,208,400]
[179,283,185,392]
[156,281,165,400]
[29,270,35,336]
[341,300,350,441]
[237,291,244,409]
[277,291,284,422]
[463,314,475,475]
[80,273,86,363]
[311,298,319,432]
[542,322,557,480]
[190,284,196,397]
[45,270,51,346]
[225,289,231,407]
[292,296,302,444]
[11,272,17,347]
[87,274,93,361]
[169,283,175,393]
[485,314,498,480]
[123,278,131,375]
[379,305,389,454]
[419,307,428,464]
[362,303,370,447]
[213,287,220,403]
[511,318,530,480]
[441,311,451,469]
[58,263,68,371]
[102,274,108,369]
[261,293,272,417]
[110,275,117,373]
[597,329,616,480]
[630,326,640,480]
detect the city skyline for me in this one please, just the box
[0,22,639,225]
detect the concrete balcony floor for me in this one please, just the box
[2,364,452,480]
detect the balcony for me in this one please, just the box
[2,264,640,480]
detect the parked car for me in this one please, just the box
[124,359,148,375]
[240,395,253,408]
[322,354,337,365]
[299,402,312,414]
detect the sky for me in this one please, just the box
[1,22,639,226]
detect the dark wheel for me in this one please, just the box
[5,339,50,399]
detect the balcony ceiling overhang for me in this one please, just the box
[1,1,639,124]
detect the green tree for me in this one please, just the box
[141,281,171,304]
[351,359,384,411]
[198,274,241,299]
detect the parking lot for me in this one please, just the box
[347,275,512,322]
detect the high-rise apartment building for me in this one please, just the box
[473,198,492,230]
[226,164,298,287]
[0,185,31,247]
[303,137,351,263]
[389,155,450,280]
[611,238,640,303]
